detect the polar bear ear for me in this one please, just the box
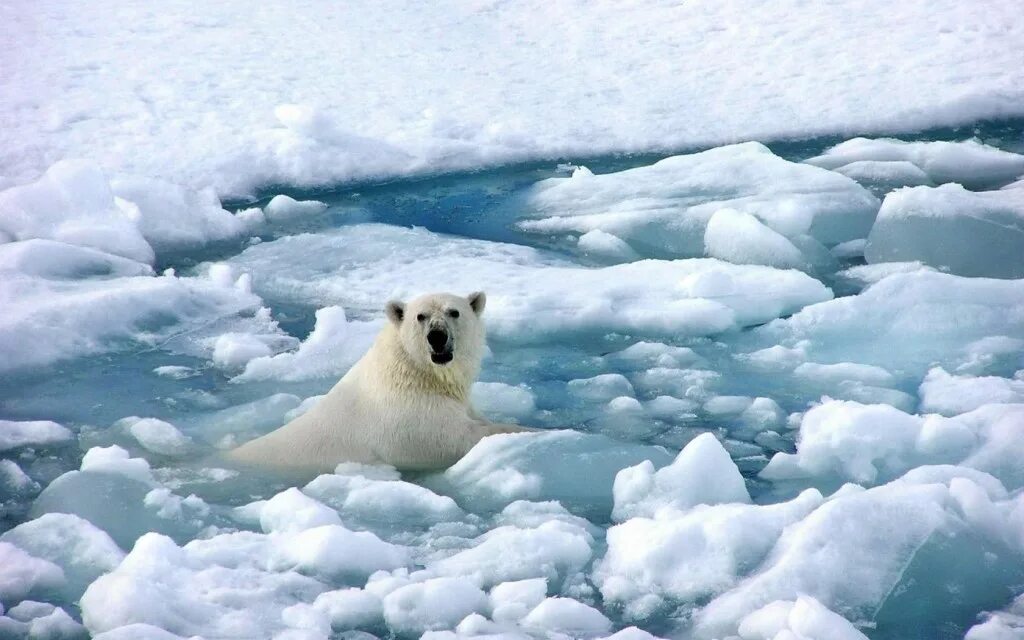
[468,291,486,316]
[385,300,405,325]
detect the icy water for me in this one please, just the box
[2,122,1024,640]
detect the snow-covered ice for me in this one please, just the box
[4,0,1024,196]
[224,223,833,342]
[520,143,879,259]
[864,183,1024,278]
[806,138,1024,190]
[2,5,1024,637]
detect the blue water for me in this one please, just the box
[2,119,1024,639]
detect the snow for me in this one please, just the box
[737,596,869,640]
[263,195,328,222]
[6,0,1024,198]
[428,519,594,588]
[0,542,65,604]
[2,8,1024,635]
[693,469,1024,638]
[0,245,272,373]
[919,368,1024,415]
[234,306,379,382]
[80,445,156,486]
[521,143,879,256]
[755,270,1024,376]
[225,223,833,342]
[381,577,488,635]
[490,579,548,624]
[703,209,807,270]
[864,183,1024,278]
[612,433,750,521]
[761,400,1024,489]
[0,420,72,451]
[257,488,341,533]
[520,597,612,636]
[118,417,192,457]
[597,489,823,619]
[0,161,154,263]
[806,138,1024,189]
[1,513,124,602]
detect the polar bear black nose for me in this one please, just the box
[427,328,449,352]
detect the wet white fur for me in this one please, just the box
[227,292,528,473]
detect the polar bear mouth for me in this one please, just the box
[430,351,454,365]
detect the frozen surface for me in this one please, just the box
[864,183,1024,278]
[806,138,1024,190]
[2,129,1024,640]
[520,143,879,258]
[225,223,833,341]
[4,0,1024,198]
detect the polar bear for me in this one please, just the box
[226,291,530,473]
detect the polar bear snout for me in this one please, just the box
[427,327,450,351]
[427,327,454,364]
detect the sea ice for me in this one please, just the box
[805,138,1024,190]
[864,183,1024,278]
[1,513,124,602]
[760,399,1024,489]
[521,143,879,258]
[263,195,329,222]
[596,489,822,619]
[612,433,750,521]
[381,577,488,635]
[703,209,807,270]
[692,469,1024,638]
[426,430,673,517]
[0,245,272,373]
[0,420,72,452]
[224,223,833,342]
[754,270,1024,376]
[918,368,1024,415]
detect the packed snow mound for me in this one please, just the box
[596,489,823,619]
[864,183,1024,278]
[755,270,1024,376]
[233,306,380,382]
[6,0,1024,195]
[263,195,328,221]
[919,368,1024,415]
[0,250,273,373]
[521,143,879,257]
[0,161,154,263]
[225,223,832,342]
[110,175,258,251]
[612,433,750,521]
[736,596,869,640]
[0,162,258,266]
[805,138,1024,189]
[1,513,124,602]
[0,541,65,603]
[703,209,807,269]
[760,399,1024,489]
[0,420,73,452]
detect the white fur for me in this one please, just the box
[227,292,528,473]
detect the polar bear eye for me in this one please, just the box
[448,309,460,319]
[416,313,427,322]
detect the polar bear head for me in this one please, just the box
[385,291,487,373]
